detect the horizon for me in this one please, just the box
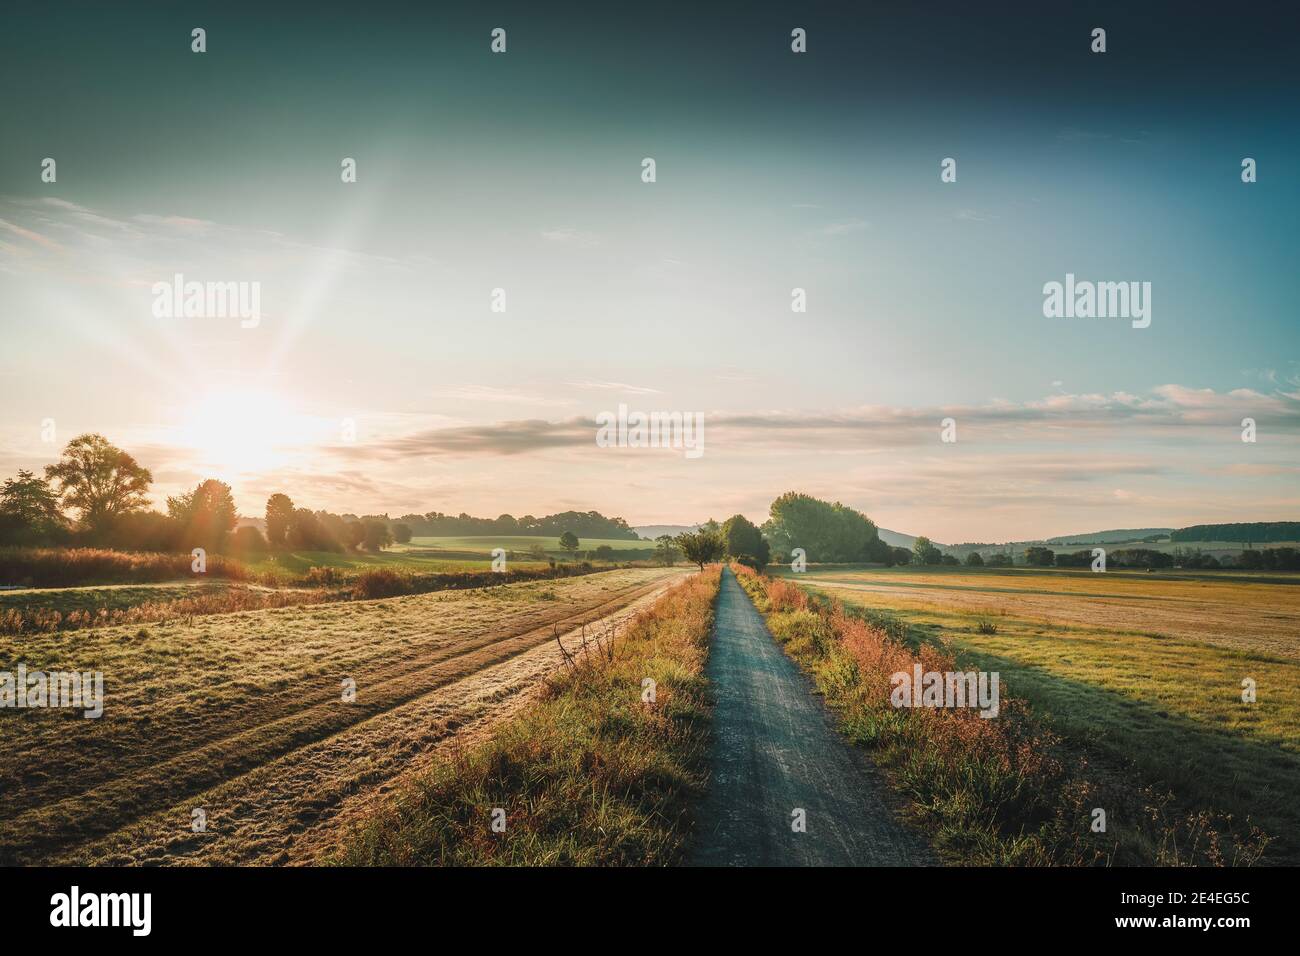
[3,1,1298,542]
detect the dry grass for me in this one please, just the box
[785,565,1300,660]
[334,567,721,866]
[0,567,687,864]
[764,565,1299,864]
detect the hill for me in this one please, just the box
[632,524,699,540]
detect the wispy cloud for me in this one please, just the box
[565,380,661,395]
[540,226,600,246]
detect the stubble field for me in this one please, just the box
[0,566,687,865]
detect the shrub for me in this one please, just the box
[304,565,344,587]
[352,567,411,599]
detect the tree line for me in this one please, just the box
[0,434,629,557]
[387,510,641,540]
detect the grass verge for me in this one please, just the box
[334,566,721,865]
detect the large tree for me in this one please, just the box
[722,513,770,568]
[44,434,152,533]
[360,519,392,552]
[265,493,294,547]
[762,491,882,563]
[167,479,238,552]
[0,470,66,545]
[558,531,579,554]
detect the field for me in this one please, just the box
[243,547,551,578]
[408,535,653,553]
[0,566,687,865]
[773,564,1300,863]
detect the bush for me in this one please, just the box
[352,567,411,599]
[304,565,344,587]
[231,526,268,554]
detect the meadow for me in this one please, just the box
[770,564,1300,864]
[0,566,686,865]
[408,535,654,554]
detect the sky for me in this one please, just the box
[1,1,1298,542]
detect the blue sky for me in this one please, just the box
[1,2,1297,540]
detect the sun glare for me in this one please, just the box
[178,387,300,477]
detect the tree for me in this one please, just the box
[594,544,615,562]
[342,520,365,550]
[167,479,238,552]
[654,534,680,567]
[762,491,882,563]
[44,434,152,533]
[392,523,412,544]
[265,493,294,547]
[0,470,66,545]
[558,531,579,554]
[722,514,770,568]
[1025,546,1056,567]
[289,509,342,551]
[361,519,393,552]
[677,528,725,570]
[965,551,985,567]
[912,536,942,565]
[231,525,268,553]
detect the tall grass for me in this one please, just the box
[0,549,619,635]
[0,546,253,588]
[336,567,721,865]
[732,564,1269,866]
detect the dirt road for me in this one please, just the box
[690,568,932,866]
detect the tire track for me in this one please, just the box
[1,570,683,863]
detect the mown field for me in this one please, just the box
[773,564,1300,864]
[0,566,687,865]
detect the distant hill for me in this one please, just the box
[1045,528,1171,545]
[1171,522,1300,544]
[877,527,942,550]
[632,524,699,541]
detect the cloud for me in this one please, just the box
[817,218,869,236]
[427,385,576,408]
[565,380,661,395]
[327,385,1300,461]
[540,226,600,247]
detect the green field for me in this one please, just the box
[407,535,652,554]
[777,564,1300,863]
[242,548,546,577]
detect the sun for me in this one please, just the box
[178,387,299,477]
